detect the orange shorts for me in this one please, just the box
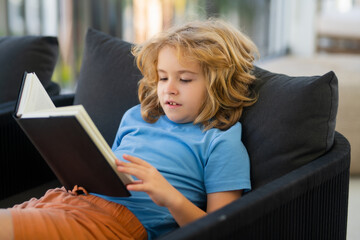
[9,186,147,240]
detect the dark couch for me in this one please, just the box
[0,35,60,199]
[0,28,350,240]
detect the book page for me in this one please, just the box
[74,106,134,185]
[16,73,55,117]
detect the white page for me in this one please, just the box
[16,73,56,117]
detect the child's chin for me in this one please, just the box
[167,116,192,124]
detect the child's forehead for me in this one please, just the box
[158,45,198,64]
[157,46,202,71]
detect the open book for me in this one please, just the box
[14,72,133,197]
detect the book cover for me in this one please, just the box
[13,72,132,197]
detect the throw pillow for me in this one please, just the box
[74,28,142,145]
[240,67,338,189]
[0,36,59,104]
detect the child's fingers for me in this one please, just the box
[126,182,146,192]
[130,180,143,184]
[122,154,152,167]
[115,156,149,171]
[115,159,123,166]
[117,164,150,180]
[116,155,158,182]
[117,160,148,172]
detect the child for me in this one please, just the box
[0,19,258,240]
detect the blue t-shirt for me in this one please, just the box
[93,105,251,239]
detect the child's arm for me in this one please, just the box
[116,155,241,226]
[168,189,242,226]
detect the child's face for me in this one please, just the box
[157,46,207,124]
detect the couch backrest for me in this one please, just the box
[75,28,338,189]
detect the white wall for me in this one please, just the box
[287,0,317,56]
[267,0,318,57]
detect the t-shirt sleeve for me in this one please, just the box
[111,105,140,151]
[204,122,251,193]
[111,115,127,151]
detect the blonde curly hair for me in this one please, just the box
[133,19,259,130]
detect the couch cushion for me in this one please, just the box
[74,28,142,145]
[0,36,59,104]
[240,67,338,189]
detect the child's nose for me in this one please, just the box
[165,79,178,95]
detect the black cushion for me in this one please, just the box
[240,67,338,189]
[74,28,142,145]
[0,36,59,104]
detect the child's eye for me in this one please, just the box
[159,78,168,81]
[180,79,192,83]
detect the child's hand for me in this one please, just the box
[116,154,213,227]
[115,155,180,208]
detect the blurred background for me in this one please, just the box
[2,0,287,90]
[1,0,359,89]
[0,0,359,238]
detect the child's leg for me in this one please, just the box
[0,209,14,240]
[9,187,147,240]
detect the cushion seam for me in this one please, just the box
[325,72,335,153]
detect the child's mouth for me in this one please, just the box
[166,101,181,107]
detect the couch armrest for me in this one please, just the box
[0,95,74,200]
[157,132,350,240]
[0,108,56,199]
[0,94,74,201]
